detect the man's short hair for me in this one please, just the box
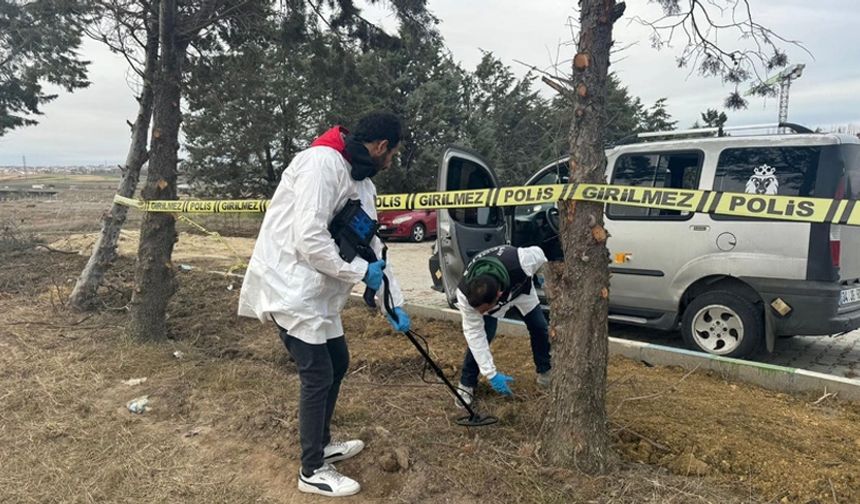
[465,274,500,308]
[353,112,402,149]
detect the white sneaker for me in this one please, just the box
[298,463,360,497]
[453,384,474,408]
[537,370,552,388]
[324,439,365,463]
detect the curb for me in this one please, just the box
[385,296,860,402]
[608,338,860,401]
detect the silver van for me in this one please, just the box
[431,126,860,357]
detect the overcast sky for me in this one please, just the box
[2,0,858,166]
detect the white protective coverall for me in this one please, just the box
[238,141,404,344]
[455,246,547,379]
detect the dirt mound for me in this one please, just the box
[2,249,859,503]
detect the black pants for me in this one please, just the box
[459,305,551,388]
[279,330,349,474]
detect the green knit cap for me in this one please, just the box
[465,256,510,292]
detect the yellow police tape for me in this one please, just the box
[112,183,860,227]
[114,194,269,213]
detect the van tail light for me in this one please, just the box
[830,239,841,268]
[830,176,846,269]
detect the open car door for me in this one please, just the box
[436,147,506,307]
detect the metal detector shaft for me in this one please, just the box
[401,328,482,417]
[374,246,484,421]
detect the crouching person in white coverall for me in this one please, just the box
[238,112,411,498]
[453,245,552,406]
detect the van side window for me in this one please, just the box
[446,157,502,227]
[714,146,821,196]
[608,151,702,219]
[712,146,821,220]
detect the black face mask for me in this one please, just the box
[344,135,379,181]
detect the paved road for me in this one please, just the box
[382,241,860,380]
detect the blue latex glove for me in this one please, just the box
[534,275,545,288]
[488,372,514,395]
[386,307,411,332]
[364,260,385,291]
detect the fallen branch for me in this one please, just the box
[7,314,93,327]
[830,478,840,504]
[6,317,123,331]
[611,364,701,417]
[812,388,838,406]
[34,244,79,255]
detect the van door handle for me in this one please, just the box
[690,225,710,231]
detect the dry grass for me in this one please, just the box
[3,249,859,503]
[0,174,260,242]
[2,178,858,503]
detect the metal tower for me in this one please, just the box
[747,63,805,126]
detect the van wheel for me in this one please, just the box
[410,223,426,242]
[681,291,762,358]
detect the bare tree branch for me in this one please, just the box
[634,0,811,108]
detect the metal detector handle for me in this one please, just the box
[378,246,398,321]
[363,287,377,308]
[360,242,384,309]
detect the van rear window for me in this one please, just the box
[714,146,821,197]
[843,144,860,199]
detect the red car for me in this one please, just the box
[377,209,437,242]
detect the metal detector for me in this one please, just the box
[371,247,498,427]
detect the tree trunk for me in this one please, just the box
[127,0,187,340]
[69,2,160,311]
[263,145,276,190]
[540,0,623,474]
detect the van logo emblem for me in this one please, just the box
[745,164,779,195]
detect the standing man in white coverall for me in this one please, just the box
[453,245,552,406]
[238,112,411,497]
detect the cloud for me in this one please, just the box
[2,1,858,166]
[432,0,860,130]
[0,39,138,166]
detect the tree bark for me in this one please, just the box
[127,0,187,340]
[540,0,623,474]
[263,145,276,189]
[69,1,160,311]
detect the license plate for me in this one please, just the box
[839,287,860,306]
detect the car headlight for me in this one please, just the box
[391,215,413,225]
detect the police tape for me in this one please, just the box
[114,194,269,213]
[112,183,860,227]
